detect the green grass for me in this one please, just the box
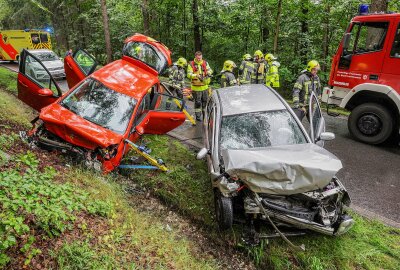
[0,67,17,94]
[128,135,400,270]
[0,86,220,269]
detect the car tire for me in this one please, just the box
[348,103,393,145]
[214,190,233,230]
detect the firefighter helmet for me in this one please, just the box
[223,60,236,72]
[254,50,264,59]
[265,53,277,63]
[243,53,252,61]
[307,60,320,72]
[176,57,187,68]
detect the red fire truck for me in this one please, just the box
[322,9,400,145]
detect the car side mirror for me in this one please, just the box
[319,132,335,141]
[38,88,53,97]
[342,33,351,52]
[196,148,209,159]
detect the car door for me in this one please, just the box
[17,49,62,111]
[64,49,97,89]
[309,91,326,145]
[122,34,172,75]
[136,91,186,134]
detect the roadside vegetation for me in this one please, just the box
[0,85,223,269]
[1,64,399,269]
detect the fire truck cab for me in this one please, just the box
[323,10,400,145]
[0,30,52,61]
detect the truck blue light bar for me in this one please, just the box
[358,4,370,15]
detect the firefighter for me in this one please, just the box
[251,50,267,84]
[292,60,322,121]
[187,51,213,121]
[166,57,187,110]
[238,53,253,85]
[265,53,280,89]
[220,60,238,88]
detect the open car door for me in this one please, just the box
[122,34,172,76]
[17,49,62,111]
[64,49,97,89]
[136,92,186,134]
[309,91,326,146]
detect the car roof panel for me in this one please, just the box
[91,59,158,100]
[216,84,286,116]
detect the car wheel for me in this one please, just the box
[348,103,393,145]
[214,190,233,230]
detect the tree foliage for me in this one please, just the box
[1,0,400,91]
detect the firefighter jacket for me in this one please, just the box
[238,60,254,84]
[220,71,238,88]
[251,60,267,84]
[266,61,280,88]
[187,59,213,91]
[168,65,186,89]
[292,71,321,108]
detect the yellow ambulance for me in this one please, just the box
[0,30,52,61]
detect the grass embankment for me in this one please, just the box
[127,135,400,270]
[0,83,220,268]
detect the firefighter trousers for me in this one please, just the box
[192,90,208,121]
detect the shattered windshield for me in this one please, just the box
[220,110,307,150]
[61,78,137,134]
[32,51,59,62]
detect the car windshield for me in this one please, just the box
[220,110,307,150]
[32,51,59,62]
[61,78,137,134]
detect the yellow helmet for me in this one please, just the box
[265,53,277,63]
[176,57,187,68]
[223,60,236,72]
[307,60,320,72]
[254,50,263,59]
[243,53,252,61]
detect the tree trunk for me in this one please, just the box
[183,0,187,58]
[273,0,283,54]
[321,2,330,72]
[192,0,202,52]
[142,0,151,35]
[100,0,112,63]
[370,0,388,12]
[299,0,309,63]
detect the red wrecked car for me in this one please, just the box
[17,34,186,173]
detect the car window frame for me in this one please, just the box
[349,21,389,55]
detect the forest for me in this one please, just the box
[1,0,400,94]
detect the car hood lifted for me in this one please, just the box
[221,143,343,195]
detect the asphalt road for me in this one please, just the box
[2,60,399,227]
[0,61,69,92]
[170,103,400,228]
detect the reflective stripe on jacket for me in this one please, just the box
[187,59,213,91]
[168,65,186,89]
[292,71,321,108]
[266,64,280,88]
[251,61,267,84]
[220,71,238,88]
[238,60,254,84]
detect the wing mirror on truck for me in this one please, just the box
[342,33,352,52]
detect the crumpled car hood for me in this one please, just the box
[40,103,123,150]
[221,143,343,195]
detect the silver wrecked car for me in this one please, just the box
[197,84,354,244]
[25,49,65,81]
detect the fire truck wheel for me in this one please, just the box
[214,190,233,230]
[348,103,393,145]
